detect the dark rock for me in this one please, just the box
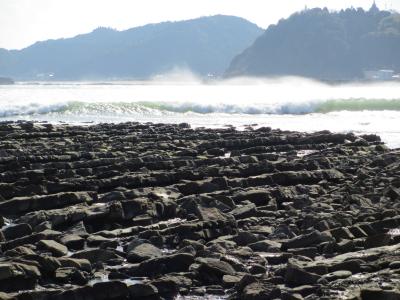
[4,245,35,257]
[233,231,262,246]
[330,259,363,273]
[320,270,352,282]
[206,148,225,156]
[54,267,88,285]
[287,247,318,258]
[290,285,321,297]
[361,288,400,300]
[248,240,281,252]
[240,282,281,300]
[128,283,159,298]
[37,239,68,257]
[71,249,123,264]
[24,254,61,274]
[389,261,400,269]
[196,206,234,223]
[1,223,32,240]
[249,264,266,275]
[59,234,85,250]
[235,274,258,293]
[0,122,398,298]
[0,263,41,292]
[223,274,242,288]
[87,235,111,247]
[364,234,392,249]
[233,190,271,206]
[230,203,257,219]
[281,292,304,300]
[0,192,94,216]
[196,257,236,284]
[91,281,130,300]
[282,230,330,250]
[385,186,400,201]
[58,257,92,272]
[127,243,163,263]
[151,274,192,296]
[329,227,355,241]
[285,264,321,287]
[137,253,195,276]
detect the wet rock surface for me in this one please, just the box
[0,121,399,299]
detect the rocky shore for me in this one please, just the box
[0,121,399,300]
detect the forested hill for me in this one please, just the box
[0,15,262,80]
[226,5,400,80]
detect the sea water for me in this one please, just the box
[0,76,399,148]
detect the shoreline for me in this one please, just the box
[1,119,398,150]
[0,121,399,299]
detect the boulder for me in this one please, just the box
[151,274,192,296]
[364,234,392,249]
[38,240,68,257]
[223,274,242,288]
[55,267,87,285]
[241,282,281,300]
[196,206,233,223]
[282,230,329,250]
[24,254,61,274]
[230,203,257,219]
[320,270,352,282]
[196,257,236,284]
[137,253,195,276]
[248,240,282,252]
[0,263,41,292]
[127,243,163,263]
[71,249,123,264]
[233,231,262,246]
[58,257,92,272]
[91,281,130,300]
[1,223,32,240]
[59,234,85,250]
[233,190,271,206]
[285,265,321,287]
[128,283,159,298]
[4,245,35,257]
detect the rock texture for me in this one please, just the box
[0,121,399,299]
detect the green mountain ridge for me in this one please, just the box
[0,15,262,80]
[226,5,400,80]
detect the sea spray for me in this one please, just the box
[1,77,400,147]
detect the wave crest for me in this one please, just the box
[1,98,400,117]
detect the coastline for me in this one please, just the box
[0,121,399,299]
[0,77,14,85]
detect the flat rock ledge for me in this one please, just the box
[0,121,399,299]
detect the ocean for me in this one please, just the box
[1,76,400,148]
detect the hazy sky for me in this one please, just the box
[1,0,399,50]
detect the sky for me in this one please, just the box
[1,0,399,50]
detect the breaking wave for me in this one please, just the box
[1,98,400,117]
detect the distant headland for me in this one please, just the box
[226,3,400,81]
[0,15,262,81]
[0,77,14,85]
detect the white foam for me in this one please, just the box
[1,77,400,148]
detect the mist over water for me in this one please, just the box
[4,75,400,108]
[1,75,400,148]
